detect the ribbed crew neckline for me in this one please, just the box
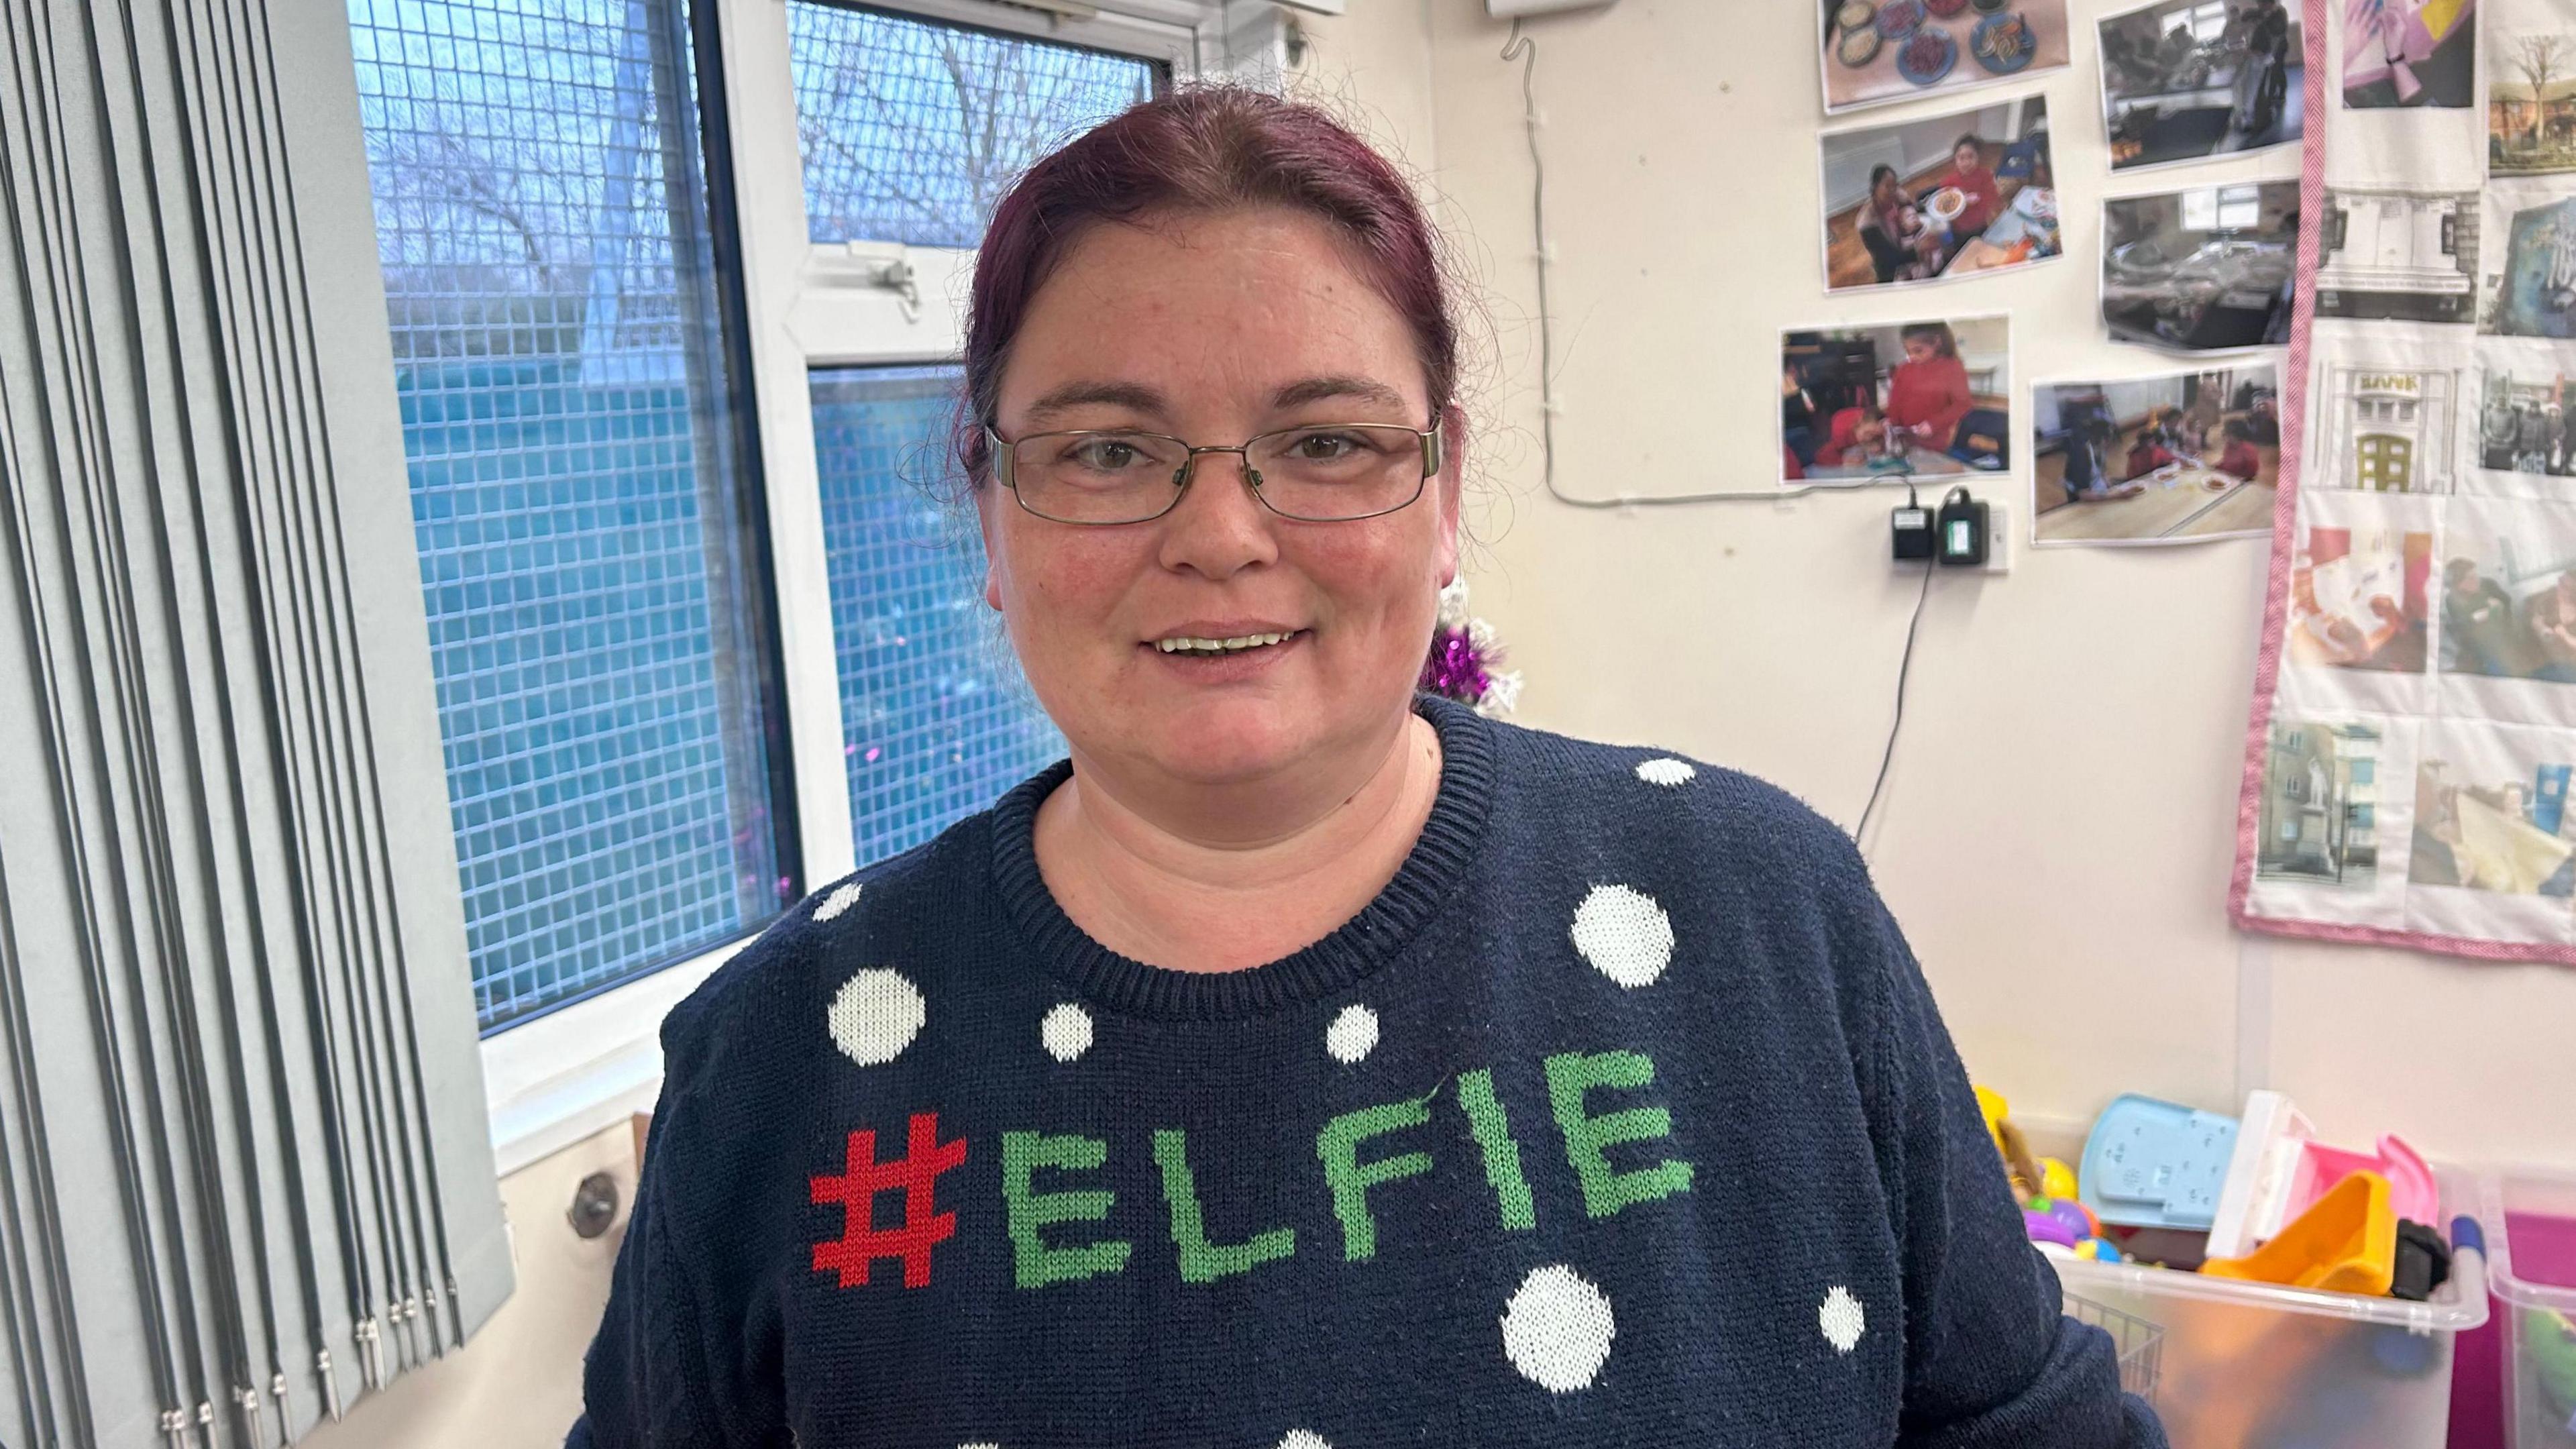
[987,694,1497,1021]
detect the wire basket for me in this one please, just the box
[2064,1290,2166,1404]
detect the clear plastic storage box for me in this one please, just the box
[2047,1164,2488,1447]
[2490,1168,2576,1449]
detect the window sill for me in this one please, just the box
[480,937,753,1178]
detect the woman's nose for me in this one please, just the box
[1154,451,1281,580]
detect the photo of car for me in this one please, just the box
[2102,182,2299,350]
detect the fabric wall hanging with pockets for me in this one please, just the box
[2232,0,2576,963]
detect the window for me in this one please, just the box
[809,366,1062,863]
[2351,758,2377,785]
[2351,803,2377,829]
[788,1,1161,247]
[350,0,792,1030]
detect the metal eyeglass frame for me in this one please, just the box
[983,419,1445,525]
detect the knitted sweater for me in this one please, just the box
[570,698,2165,1448]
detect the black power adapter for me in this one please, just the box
[1936,486,1989,568]
[1890,489,1935,561]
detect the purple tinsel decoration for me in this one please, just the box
[1419,625,1493,706]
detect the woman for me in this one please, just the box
[1884,321,1975,453]
[1855,163,1935,284]
[571,89,2160,1448]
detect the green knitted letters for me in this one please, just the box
[1000,1132,1132,1289]
[1455,1067,1538,1231]
[1543,1049,1696,1219]
[1316,1098,1436,1261]
[1152,1129,1295,1283]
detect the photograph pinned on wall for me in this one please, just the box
[1781,315,2010,484]
[2479,186,2576,337]
[2470,343,2576,494]
[2286,519,2432,673]
[2099,0,2304,171]
[2030,363,2281,546]
[2102,182,2300,351]
[2408,723,2576,901]
[2436,502,2576,690]
[1819,0,2072,114]
[2344,0,2477,108]
[2256,718,2387,889]
[2315,358,2461,493]
[2488,32,2576,175]
[1819,96,2058,292]
[2317,188,2478,322]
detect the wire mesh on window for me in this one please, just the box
[810,366,1064,865]
[787,1,1161,247]
[348,0,788,1031]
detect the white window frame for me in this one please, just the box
[482,0,1246,1173]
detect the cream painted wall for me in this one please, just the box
[1413,0,2576,1167]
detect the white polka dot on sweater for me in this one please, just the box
[1040,1003,1092,1063]
[1570,884,1674,988]
[1277,1432,1331,1449]
[1500,1263,1615,1392]
[812,880,863,922]
[1324,1004,1379,1064]
[1634,757,1696,787]
[826,969,923,1066]
[959,1443,1000,1449]
[1819,1286,1866,1354]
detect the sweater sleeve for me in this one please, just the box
[1847,894,2167,1448]
[567,987,791,1448]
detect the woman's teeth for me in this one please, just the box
[1154,631,1293,655]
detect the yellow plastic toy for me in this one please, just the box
[1975,1085,2077,1203]
[2200,1169,2397,1295]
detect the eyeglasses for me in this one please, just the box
[984,420,1444,526]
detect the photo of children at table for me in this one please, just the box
[2033,365,2281,543]
[1780,316,2011,482]
[1823,97,2058,292]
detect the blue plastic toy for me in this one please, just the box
[2080,1093,2241,1231]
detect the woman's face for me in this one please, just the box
[1902,335,1941,365]
[979,207,1462,792]
[1872,172,1900,207]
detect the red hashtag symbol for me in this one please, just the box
[809,1112,968,1290]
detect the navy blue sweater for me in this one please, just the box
[571,698,2165,1447]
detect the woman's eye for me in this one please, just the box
[1291,432,1360,460]
[1066,438,1146,470]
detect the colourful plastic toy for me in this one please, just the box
[2202,1170,2398,1295]
[1976,1085,2078,1205]
[2080,1093,2239,1231]
[2206,1090,2438,1259]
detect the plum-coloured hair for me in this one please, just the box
[956,87,1459,487]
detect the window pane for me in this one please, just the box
[810,366,1063,863]
[349,0,790,1030]
[787,1,1161,247]
[2182,189,2217,231]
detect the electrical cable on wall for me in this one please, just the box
[1499,20,1919,507]
[1501,19,1946,853]
[1859,539,1938,853]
